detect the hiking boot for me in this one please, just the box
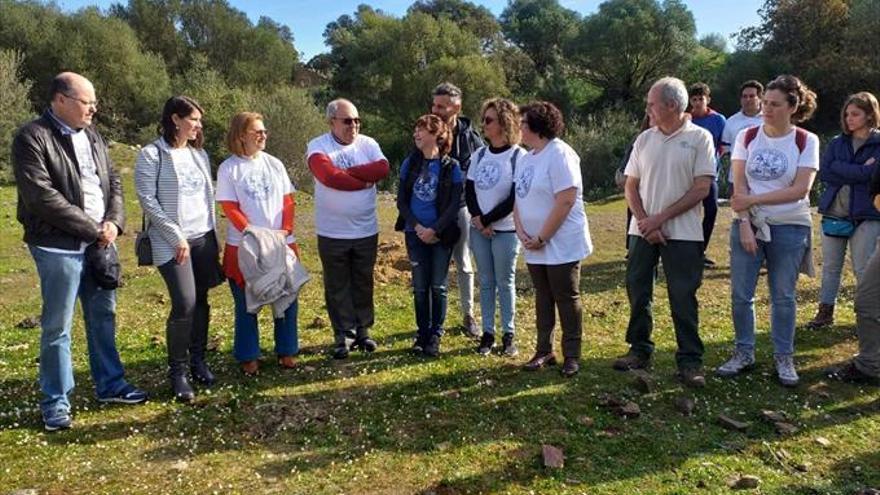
[716,349,755,377]
[501,332,518,357]
[806,303,835,329]
[423,335,441,357]
[351,328,378,353]
[612,351,651,371]
[561,357,580,378]
[522,352,557,371]
[826,361,880,386]
[677,367,706,388]
[774,354,799,387]
[462,315,480,340]
[477,333,495,356]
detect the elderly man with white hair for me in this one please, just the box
[307,99,390,359]
[612,77,717,388]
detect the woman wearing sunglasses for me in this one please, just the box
[465,98,525,357]
[216,112,300,376]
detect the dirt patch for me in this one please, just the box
[375,238,411,284]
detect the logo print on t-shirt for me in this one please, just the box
[243,170,273,200]
[748,148,788,181]
[177,164,205,197]
[333,151,355,169]
[516,166,534,198]
[413,171,439,202]
[475,160,502,190]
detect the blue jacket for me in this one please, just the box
[818,131,880,221]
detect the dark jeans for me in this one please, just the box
[405,232,454,337]
[702,181,718,254]
[625,235,705,368]
[527,261,583,359]
[317,234,378,345]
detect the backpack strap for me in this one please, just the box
[476,146,487,165]
[510,147,522,174]
[794,127,808,154]
[743,126,759,149]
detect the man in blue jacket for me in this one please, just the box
[13,72,147,431]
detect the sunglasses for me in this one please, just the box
[482,116,495,125]
[333,117,361,126]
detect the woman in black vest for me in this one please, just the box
[396,115,463,357]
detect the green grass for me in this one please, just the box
[0,145,878,494]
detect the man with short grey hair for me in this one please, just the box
[613,77,716,388]
[13,71,148,431]
[307,98,390,359]
[430,82,485,338]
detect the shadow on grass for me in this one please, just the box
[2,328,876,492]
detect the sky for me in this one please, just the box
[54,0,766,61]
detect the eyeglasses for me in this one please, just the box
[63,93,98,108]
[249,129,269,136]
[333,117,361,126]
[482,116,495,125]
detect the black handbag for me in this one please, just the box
[86,242,122,290]
[135,145,161,266]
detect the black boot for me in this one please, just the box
[168,317,195,403]
[189,304,215,386]
[351,327,377,353]
[332,328,356,359]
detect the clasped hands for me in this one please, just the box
[470,216,494,238]
[637,214,667,245]
[415,224,439,244]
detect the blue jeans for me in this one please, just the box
[818,220,880,305]
[29,246,129,420]
[469,228,519,335]
[406,232,453,337]
[730,222,809,356]
[229,281,298,361]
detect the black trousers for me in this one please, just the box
[317,234,378,344]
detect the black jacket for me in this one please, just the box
[13,111,125,250]
[450,116,485,173]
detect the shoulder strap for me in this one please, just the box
[743,126,759,149]
[476,146,487,165]
[510,147,522,174]
[794,127,808,154]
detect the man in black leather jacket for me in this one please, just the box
[13,72,147,432]
[431,82,485,339]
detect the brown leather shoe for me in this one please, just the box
[806,303,834,329]
[240,360,259,376]
[523,352,557,371]
[561,357,580,377]
[677,367,706,388]
[277,356,298,369]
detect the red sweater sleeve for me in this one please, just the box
[219,201,248,232]
[308,153,369,191]
[346,159,390,183]
[281,194,295,234]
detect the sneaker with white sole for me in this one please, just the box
[97,384,148,404]
[716,349,755,377]
[44,413,72,432]
[774,354,799,387]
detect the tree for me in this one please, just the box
[408,0,502,52]
[566,0,698,107]
[0,49,34,182]
[109,0,187,75]
[499,0,580,77]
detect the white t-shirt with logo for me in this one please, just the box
[216,152,295,246]
[514,138,592,265]
[731,125,820,217]
[170,147,212,238]
[624,122,717,241]
[467,145,524,231]
[306,133,386,239]
[722,111,763,149]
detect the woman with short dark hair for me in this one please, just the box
[135,96,224,402]
[515,101,593,377]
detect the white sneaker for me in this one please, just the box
[774,354,799,387]
[716,349,755,377]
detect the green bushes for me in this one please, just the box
[0,49,34,183]
[565,108,638,201]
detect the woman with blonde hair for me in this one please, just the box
[216,112,300,375]
[807,91,880,329]
[465,98,526,356]
[396,114,463,358]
